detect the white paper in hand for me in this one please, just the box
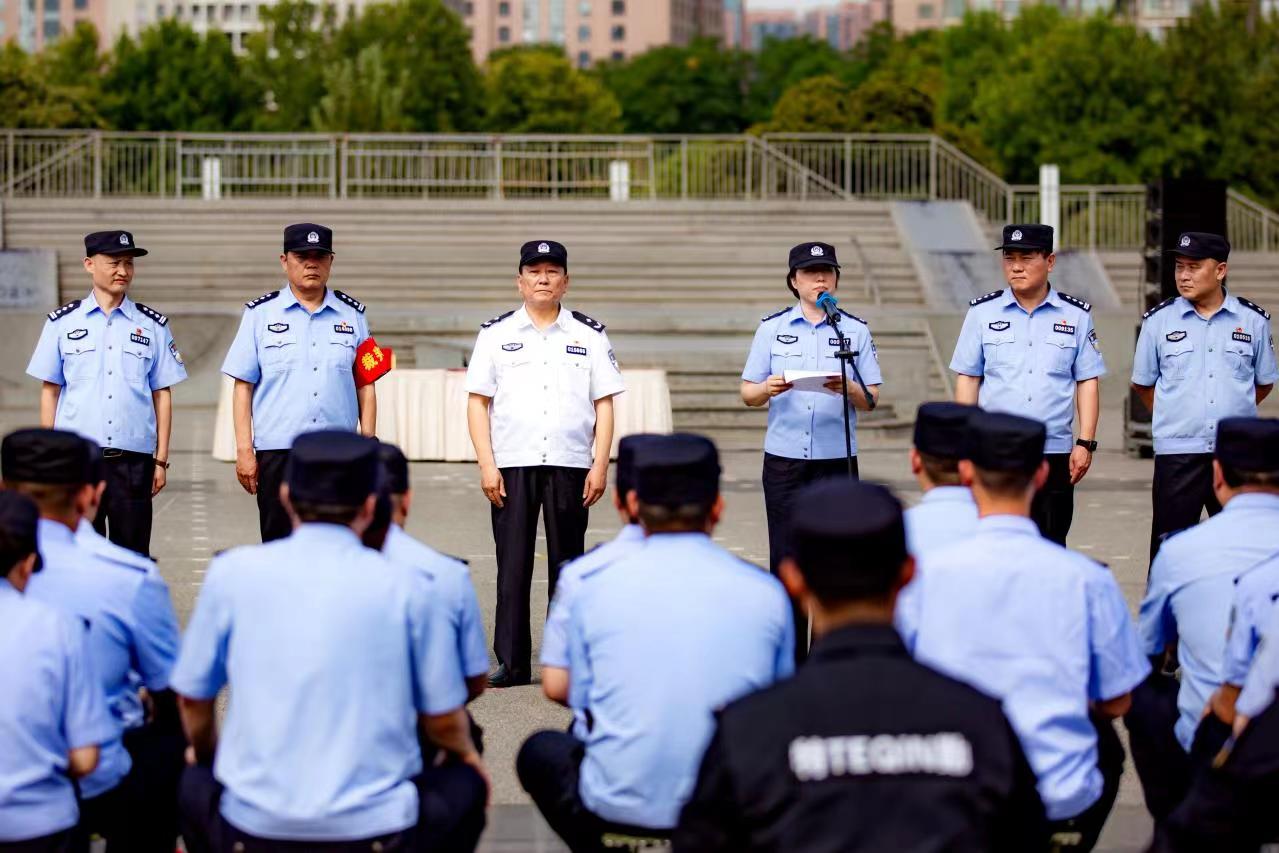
[783,369,841,396]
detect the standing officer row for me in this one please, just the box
[27,231,187,556]
[741,241,882,662]
[1131,231,1277,560]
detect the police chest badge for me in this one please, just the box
[501,342,523,352]
[776,334,799,344]
[66,328,88,340]
[267,323,289,334]
[1233,328,1252,343]
[129,328,151,346]
[333,322,354,335]
[988,321,1011,332]
[566,345,588,356]
[1053,323,1075,336]
[1166,330,1187,342]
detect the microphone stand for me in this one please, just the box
[826,310,876,480]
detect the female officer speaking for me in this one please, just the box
[741,242,883,663]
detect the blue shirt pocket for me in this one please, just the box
[1043,334,1076,377]
[261,333,298,372]
[1225,340,1253,380]
[771,345,803,372]
[328,335,356,371]
[981,329,1016,369]
[59,338,98,382]
[1160,339,1194,381]
[122,341,152,383]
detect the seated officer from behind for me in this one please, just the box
[1129,417,1279,816]
[378,442,489,703]
[171,431,486,853]
[517,434,793,851]
[904,401,979,557]
[1,428,181,853]
[0,491,115,853]
[540,433,661,713]
[897,411,1148,852]
[675,479,1047,853]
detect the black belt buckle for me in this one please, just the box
[102,448,125,459]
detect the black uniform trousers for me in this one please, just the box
[517,731,670,853]
[492,465,589,676]
[0,832,72,853]
[1149,453,1221,562]
[1030,453,1074,546]
[92,450,156,556]
[1045,713,1125,852]
[762,453,856,666]
[179,763,486,853]
[255,449,293,543]
[72,709,187,853]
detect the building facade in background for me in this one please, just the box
[459,0,723,66]
[1,0,106,51]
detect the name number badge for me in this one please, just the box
[566,345,588,356]
[1053,323,1075,335]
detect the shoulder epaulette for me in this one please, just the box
[1239,296,1271,320]
[1058,292,1091,312]
[838,308,868,325]
[334,289,365,314]
[969,290,1003,307]
[760,307,789,322]
[571,310,605,332]
[47,300,80,322]
[480,309,515,329]
[135,302,168,326]
[1143,297,1176,320]
[245,291,280,310]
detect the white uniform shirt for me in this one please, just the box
[465,305,625,469]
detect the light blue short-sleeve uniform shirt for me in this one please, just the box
[903,486,978,557]
[1131,293,1277,454]
[566,533,793,829]
[1223,550,1279,687]
[1236,601,1279,718]
[220,287,370,451]
[897,516,1148,820]
[741,304,883,459]
[24,518,179,799]
[0,583,116,842]
[1139,493,1279,749]
[26,294,187,453]
[383,523,489,680]
[950,287,1106,453]
[169,524,467,842]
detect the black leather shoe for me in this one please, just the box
[487,664,531,688]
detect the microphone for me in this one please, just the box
[815,291,842,326]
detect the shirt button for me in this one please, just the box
[1209,347,1214,352]
[1209,374,1213,378]
[313,367,318,372]
[107,370,112,375]
[108,345,113,350]
[313,392,318,397]
[107,395,112,399]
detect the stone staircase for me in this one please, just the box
[1100,250,1279,313]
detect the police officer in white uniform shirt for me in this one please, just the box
[465,240,625,688]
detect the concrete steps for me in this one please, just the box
[1100,250,1279,313]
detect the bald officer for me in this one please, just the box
[221,223,376,543]
[897,412,1147,851]
[950,224,1105,545]
[518,434,792,849]
[0,491,116,852]
[172,431,486,852]
[1131,232,1277,560]
[676,480,1047,852]
[904,402,979,557]
[465,240,625,688]
[26,230,187,556]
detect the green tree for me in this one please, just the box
[40,21,105,88]
[743,35,844,124]
[757,75,857,133]
[0,42,102,128]
[102,20,262,131]
[244,0,336,131]
[484,46,621,133]
[599,39,749,134]
[331,0,483,131]
[311,45,411,131]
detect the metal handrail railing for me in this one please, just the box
[847,233,879,306]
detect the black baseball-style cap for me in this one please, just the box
[789,480,907,599]
[996,224,1053,253]
[85,230,147,258]
[519,240,568,271]
[615,433,663,498]
[1216,418,1279,472]
[963,412,1046,474]
[1167,232,1230,263]
[633,433,721,507]
[284,223,334,255]
[913,402,978,459]
[377,443,411,495]
[286,431,379,506]
[2,429,93,485]
[0,491,42,576]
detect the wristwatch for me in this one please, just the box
[153,458,171,470]
[1075,439,1098,453]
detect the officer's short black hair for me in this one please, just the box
[918,451,961,486]
[1219,463,1279,491]
[971,468,1038,498]
[636,500,715,533]
[2,480,83,517]
[789,480,907,602]
[288,499,365,526]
